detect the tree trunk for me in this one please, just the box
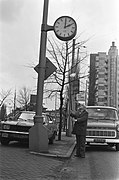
[58,91,63,140]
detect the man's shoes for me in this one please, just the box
[74,154,85,158]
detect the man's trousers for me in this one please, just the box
[76,135,86,157]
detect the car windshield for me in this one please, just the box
[87,108,118,121]
[19,112,35,121]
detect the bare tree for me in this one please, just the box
[0,104,7,121]
[0,89,12,106]
[17,87,31,110]
[46,38,88,140]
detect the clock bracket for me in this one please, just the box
[41,24,54,32]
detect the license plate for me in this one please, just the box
[94,138,105,143]
[2,133,8,138]
[12,134,28,139]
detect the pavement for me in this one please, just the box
[0,133,76,180]
[30,132,76,158]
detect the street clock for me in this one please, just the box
[54,16,77,41]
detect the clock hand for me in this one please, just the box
[64,18,67,28]
[65,23,74,28]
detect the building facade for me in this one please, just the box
[88,42,119,109]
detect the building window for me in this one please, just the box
[99,74,105,78]
[98,86,105,90]
[99,69,105,72]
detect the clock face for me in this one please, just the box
[54,16,77,41]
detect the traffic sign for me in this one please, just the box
[34,57,57,80]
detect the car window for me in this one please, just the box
[18,112,55,123]
[87,108,118,120]
[42,114,53,124]
[19,112,35,121]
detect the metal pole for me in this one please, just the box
[66,42,71,136]
[85,80,88,105]
[55,91,57,122]
[71,39,76,73]
[77,47,80,92]
[67,39,75,136]
[29,0,49,153]
[36,0,49,116]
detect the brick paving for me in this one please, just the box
[0,134,75,180]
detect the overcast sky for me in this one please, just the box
[0,0,119,110]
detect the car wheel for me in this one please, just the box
[116,144,119,151]
[1,138,9,145]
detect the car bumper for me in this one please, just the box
[0,130,29,141]
[86,138,119,144]
[0,130,54,141]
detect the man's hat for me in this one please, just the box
[76,102,86,108]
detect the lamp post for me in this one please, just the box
[66,40,86,136]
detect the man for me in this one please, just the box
[70,103,88,158]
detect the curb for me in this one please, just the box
[30,142,76,159]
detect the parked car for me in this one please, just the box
[86,106,119,151]
[0,111,57,145]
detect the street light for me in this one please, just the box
[66,73,74,137]
[66,39,87,136]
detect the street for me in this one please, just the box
[0,142,119,180]
[59,144,119,180]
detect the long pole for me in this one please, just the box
[35,0,49,117]
[67,39,75,136]
[66,42,71,136]
[55,91,57,121]
[85,80,88,105]
[29,0,49,153]
[77,47,80,92]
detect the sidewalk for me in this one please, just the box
[30,132,76,158]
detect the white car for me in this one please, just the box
[86,106,119,151]
[0,111,57,145]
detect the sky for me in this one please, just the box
[0,0,119,110]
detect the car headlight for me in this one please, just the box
[3,124,10,130]
[117,125,119,131]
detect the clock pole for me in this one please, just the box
[29,0,77,152]
[29,0,50,153]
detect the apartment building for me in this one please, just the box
[108,42,119,108]
[88,42,119,109]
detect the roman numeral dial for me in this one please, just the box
[54,16,77,41]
